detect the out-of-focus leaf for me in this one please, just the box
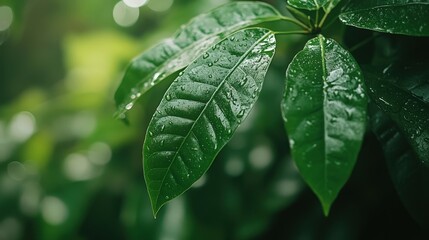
[143,28,276,216]
[340,0,429,36]
[114,1,283,119]
[370,106,429,228]
[364,66,429,165]
[281,35,367,215]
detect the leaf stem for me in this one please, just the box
[286,5,310,24]
[280,16,311,31]
[317,9,330,28]
[315,9,320,27]
[273,30,310,35]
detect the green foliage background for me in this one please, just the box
[0,0,427,239]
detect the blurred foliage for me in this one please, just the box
[0,0,427,239]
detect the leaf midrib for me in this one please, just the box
[153,31,273,208]
[318,35,329,199]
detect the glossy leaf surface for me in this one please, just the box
[287,0,341,11]
[281,35,367,215]
[365,65,429,166]
[143,28,276,216]
[340,0,429,36]
[370,107,429,228]
[114,1,282,118]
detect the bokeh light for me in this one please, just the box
[123,0,148,8]
[147,0,174,12]
[8,112,36,143]
[0,6,13,31]
[113,1,140,27]
[41,196,68,225]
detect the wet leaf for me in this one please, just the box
[287,0,341,11]
[143,28,276,216]
[364,65,429,166]
[281,35,367,215]
[370,107,429,228]
[340,0,429,36]
[114,2,282,119]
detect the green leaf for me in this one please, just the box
[114,1,283,118]
[143,28,276,216]
[339,0,429,36]
[287,0,341,11]
[370,106,429,228]
[281,35,367,215]
[364,65,429,166]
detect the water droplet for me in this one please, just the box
[178,71,184,76]
[237,109,245,118]
[165,196,169,200]
[208,74,213,78]
[125,103,133,110]
[160,125,165,132]
[180,86,185,91]
[203,52,209,59]
[208,62,213,67]
[165,94,172,101]
[227,129,232,134]
[149,131,154,136]
[160,140,165,146]
[230,36,235,41]
[239,77,248,87]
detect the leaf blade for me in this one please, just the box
[364,65,429,166]
[281,35,367,215]
[287,0,341,11]
[339,0,429,36]
[144,28,276,216]
[114,1,283,118]
[370,106,429,228]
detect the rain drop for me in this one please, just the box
[208,62,213,67]
[165,94,172,101]
[125,103,133,110]
[239,77,248,87]
[149,131,154,136]
[160,125,165,132]
[203,52,210,59]
[237,109,245,118]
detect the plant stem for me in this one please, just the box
[273,30,310,35]
[286,5,310,24]
[315,9,320,27]
[317,9,330,28]
[280,16,311,31]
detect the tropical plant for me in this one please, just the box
[114,0,429,225]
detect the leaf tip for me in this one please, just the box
[322,201,332,217]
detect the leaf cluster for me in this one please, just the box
[114,0,429,221]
